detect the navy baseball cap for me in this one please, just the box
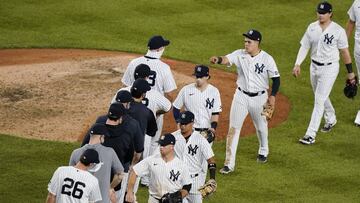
[80,149,100,165]
[107,102,126,120]
[317,2,332,14]
[243,29,262,42]
[148,35,170,50]
[158,133,176,146]
[134,64,151,79]
[89,123,109,137]
[193,65,210,78]
[132,78,151,93]
[179,111,195,125]
[115,90,133,103]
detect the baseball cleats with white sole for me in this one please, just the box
[320,120,337,133]
[299,136,315,145]
[219,166,233,174]
[257,155,267,163]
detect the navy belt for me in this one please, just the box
[190,173,199,178]
[195,128,208,132]
[238,87,265,97]
[311,59,332,66]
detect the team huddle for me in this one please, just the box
[46,1,360,203]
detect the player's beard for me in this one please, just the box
[145,49,164,59]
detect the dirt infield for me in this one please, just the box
[0,49,290,142]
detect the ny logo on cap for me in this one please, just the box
[90,130,94,134]
[160,136,165,140]
[181,114,186,119]
[249,30,253,34]
[197,67,202,72]
[320,4,324,9]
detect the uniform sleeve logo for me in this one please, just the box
[255,63,265,74]
[188,144,199,156]
[205,98,215,109]
[169,169,180,181]
[324,33,334,44]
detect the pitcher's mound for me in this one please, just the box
[0,49,290,142]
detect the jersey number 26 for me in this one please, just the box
[61,177,85,199]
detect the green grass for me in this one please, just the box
[1,0,360,202]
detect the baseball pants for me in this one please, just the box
[185,172,205,203]
[353,40,360,125]
[224,89,268,170]
[305,61,339,138]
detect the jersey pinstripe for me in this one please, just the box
[173,84,222,128]
[173,131,214,195]
[48,166,102,203]
[226,49,280,92]
[133,153,191,200]
[121,56,177,95]
[300,21,348,63]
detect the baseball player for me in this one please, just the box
[122,35,177,100]
[122,35,177,163]
[70,123,124,203]
[46,149,102,203]
[125,133,192,203]
[293,1,357,145]
[173,111,216,203]
[173,65,222,144]
[210,29,281,173]
[346,0,360,126]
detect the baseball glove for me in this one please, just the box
[160,191,182,203]
[261,103,275,120]
[198,179,217,198]
[344,76,358,99]
[200,130,215,143]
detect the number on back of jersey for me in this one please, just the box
[61,177,85,199]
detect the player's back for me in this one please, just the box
[122,56,176,94]
[49,166,101,203]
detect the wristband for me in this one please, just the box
[211,121,218,130]
[217,57,222,64]
[346,63,353,73]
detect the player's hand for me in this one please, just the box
[209,128,216,134]
[125,192,135,203]
[210,56,219,64]
[292,65,301,77]
[109,188,116,203]
[267,96,276,107]
[347,72,356,84]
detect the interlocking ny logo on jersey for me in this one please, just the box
[324,33,334,44]
[188,144,199,156]
[255,63,265,74]
[206,98,214,109]
[169,170,180,181]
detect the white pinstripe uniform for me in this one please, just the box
[47,166,102,203]
[174,130,214,203]
[299,21,348,138]
[173,83,222,129]
[347,0,360,125]
[224,49,280,170]
[133,153,191,203]
[111,86,171,158]
[122,53,177,156]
